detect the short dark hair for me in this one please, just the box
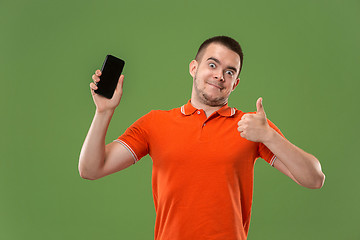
[195,36,244,77]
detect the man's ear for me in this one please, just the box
[232,77,240,91]
[189,60,198,78]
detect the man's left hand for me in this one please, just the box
[237,97,273,143]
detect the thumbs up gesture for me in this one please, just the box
[237,97,272,143]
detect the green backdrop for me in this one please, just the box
[1,0,359,239]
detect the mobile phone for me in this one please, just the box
[94,55,125,99]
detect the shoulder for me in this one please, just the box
[148,106,181,117]
[140,106,182,123]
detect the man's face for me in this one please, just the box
[190,43,240,107]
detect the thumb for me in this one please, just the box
[116,75,124,89]
[114,75,124,95]
[256,97,266,116]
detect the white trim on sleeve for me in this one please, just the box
[270,155,277,167]
[113,139,139,164]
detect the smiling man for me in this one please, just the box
[79,36,325,240]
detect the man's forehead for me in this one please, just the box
[201,43,241,69]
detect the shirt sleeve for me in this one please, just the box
[258,119,286,166]
[114,111,154,164]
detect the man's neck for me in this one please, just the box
[190,98,226,118]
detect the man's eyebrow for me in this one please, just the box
[207,57,220,64]
[207,57,238,73]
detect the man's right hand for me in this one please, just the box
[90,69,124,113]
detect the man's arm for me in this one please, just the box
[78,110,134,180]
[238,98,325,189]
[78,70,133,180]
[265,130,325,189]
[271,158,301,185]
[271,147,324,189]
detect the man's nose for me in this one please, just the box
[214,71,224,81]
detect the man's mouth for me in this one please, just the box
[207,82,223,90]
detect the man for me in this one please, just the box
[79,36,325,240]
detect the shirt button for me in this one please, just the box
[203,123,206,127]
[197,111,201,114]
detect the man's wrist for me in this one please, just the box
[95,108,115,116]
[262,127,277,145]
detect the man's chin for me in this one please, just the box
[202,94,226,107]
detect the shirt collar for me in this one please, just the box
[180,100,236,117]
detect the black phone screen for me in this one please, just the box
[94,55,125,99]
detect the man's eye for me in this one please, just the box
[209,63,216,68]
[226,70,234,76]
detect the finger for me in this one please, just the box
[241,113,253,121]
[95,70,102,76]
[92,74,100,83]
[237,126,244,132]
[237,120,245,126]
[240,131,246,138]
[119,74,124,85]
[114,75,124,93]
[256,97,266,116]
[90,82,98,90]
[241,114,248,120]
[118,75,124,88]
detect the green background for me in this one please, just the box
[1,0,359,239]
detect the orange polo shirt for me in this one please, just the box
[115,100,284,240]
